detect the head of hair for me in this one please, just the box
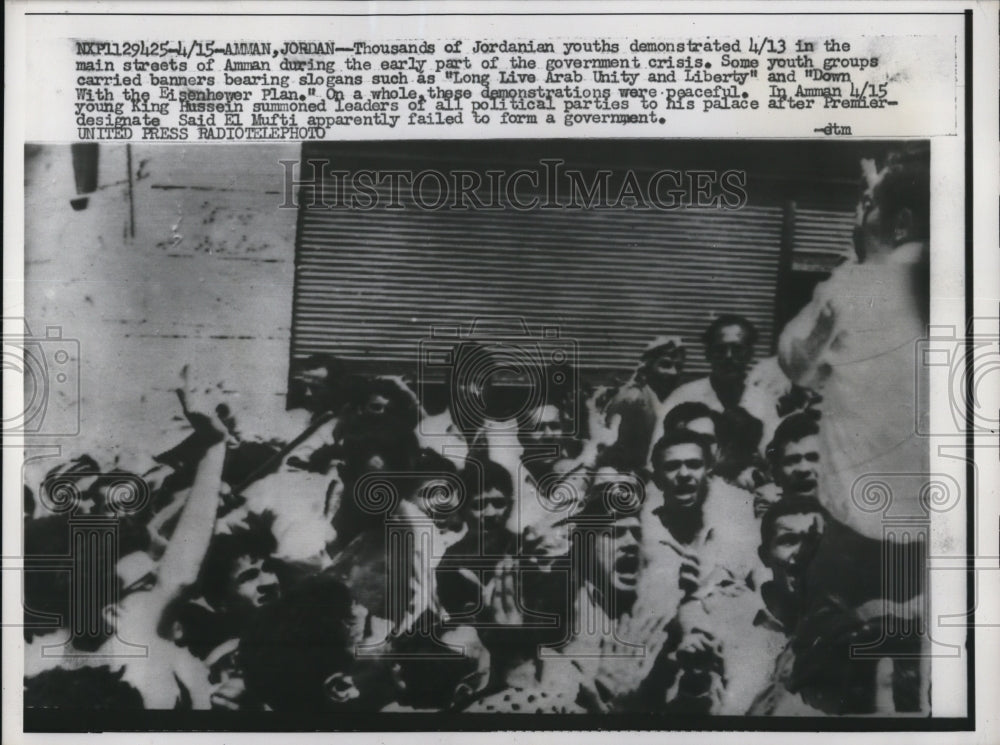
[702,314,758,348]
[873,143,930,243]
[650,428,715,470]
[766,411,821,467]
[339,428,420,482]
[662,401,720,435]
[714,405,765,477]
[197,513,278,609]
[24,665,144,709]
[461,459,514,501]
[350,376,420,433]
[289,354,357,412]
[295,353,346,378]
[239,576,357,711]
[759,495,826,550]
[157,591,230,660]
[572,468,646,523]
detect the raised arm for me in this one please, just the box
[155,371,232,594]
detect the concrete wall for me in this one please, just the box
[24,143,302,468]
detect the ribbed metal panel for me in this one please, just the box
[291,175,784,383]
[792,207,855,272]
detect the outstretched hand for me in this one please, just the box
[587,389,622,448]
[175,365,237,443]
[485,556,524,626]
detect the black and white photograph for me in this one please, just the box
[5,2,996,741]
[18,138,946,725]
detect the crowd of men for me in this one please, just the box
[22,144,930,716]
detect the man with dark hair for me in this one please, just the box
[660,400,762,527]
[603,335,687,470]
[342,376,421,441]
[756,497,827,625]
[509,390,621,536]
[462,467,654,714]
[669,497,828,715]
[778,144,929,538]
[287,353,355,418]
[460,459,516,551]
[773,146,931,716]
[756,412,822,516]
[640,429,760,626]
[197,519,281,615]
[661,401,721,461]
[648,429,716,545]
[435,460,517,621]
[654,315,783,467]
[418,340,526,471]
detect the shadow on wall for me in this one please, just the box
[23,143,302,465]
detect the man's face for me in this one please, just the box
[230,555,280,609]
[293,366,330,412]
[762,512,825,595]
[853,164,888,263]
[707,324,753,382]
[363,393,391,418]
[776,434,821,498]
[595,516,642,595]
[522,404,566,466]
[653,442,709,510]
[645,348,685,390]
[684,416,719,461]
[466,487,511,535]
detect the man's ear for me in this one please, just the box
[892,207,916,246]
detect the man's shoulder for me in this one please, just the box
[663,377,716,409]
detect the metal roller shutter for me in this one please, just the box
[289,141,869,387]
[792,207,856,273]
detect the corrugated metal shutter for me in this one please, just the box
[792,207,855,273]
[291,176,784,384]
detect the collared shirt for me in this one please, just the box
[640,477,762,611]
[679,581,792,715]
[650,368,786,464]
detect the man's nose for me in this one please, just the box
[619,532,638,548]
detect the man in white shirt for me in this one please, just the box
[653,316,785,465]
[777,144,929,540]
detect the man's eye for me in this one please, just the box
[664,461,682,471]
[805,453,820,463]
[237,568,260,583]
[685,460,703,470]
